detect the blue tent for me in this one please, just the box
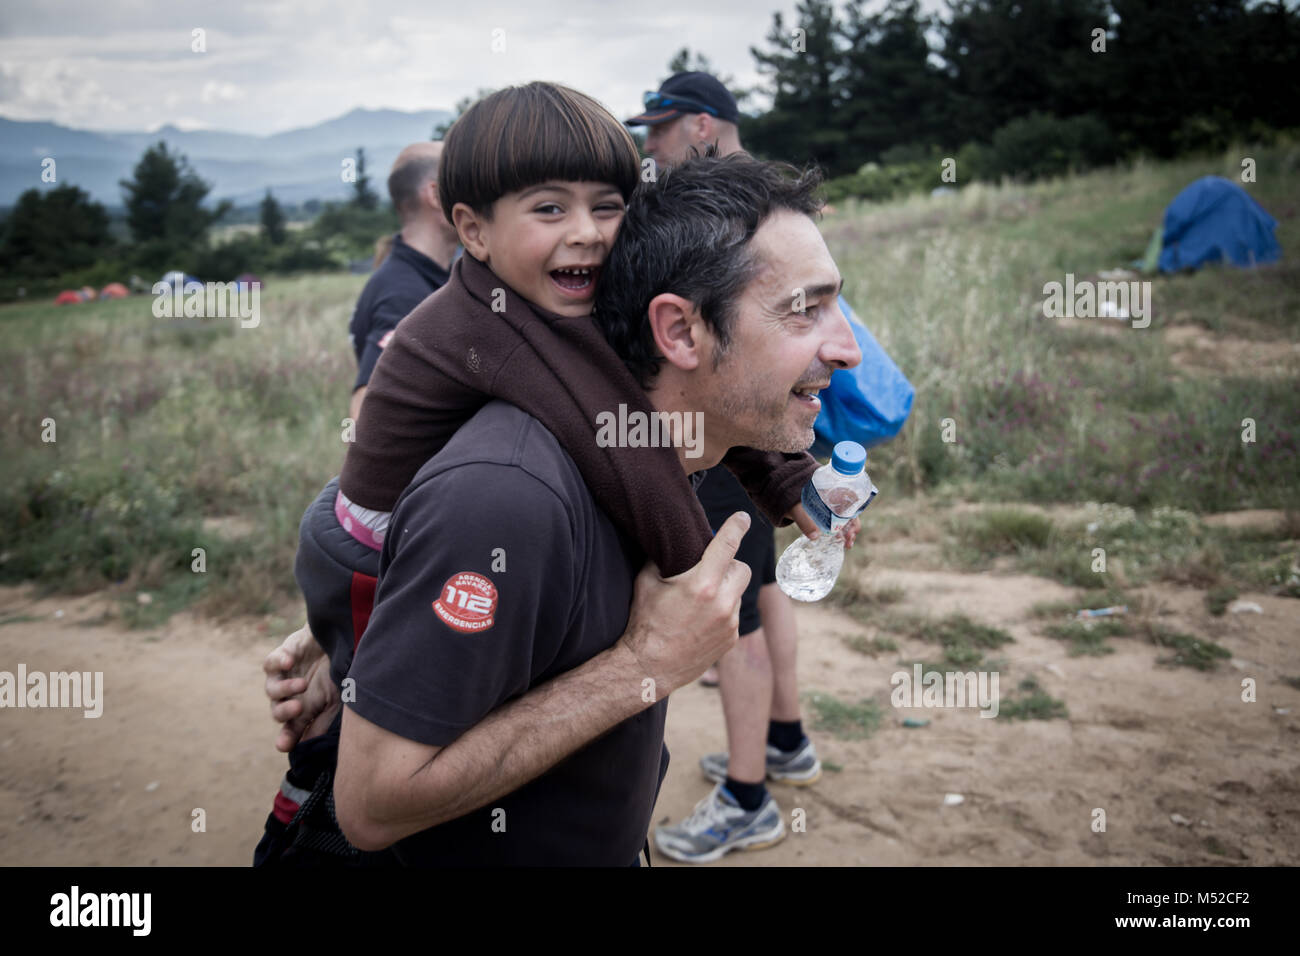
[1158,176,1280,273]
[158,270,203,293]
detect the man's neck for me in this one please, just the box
[400,220,458,272]
[644,384,729,475]
[715,134,744,158]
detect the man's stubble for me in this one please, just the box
[705,350,822,455]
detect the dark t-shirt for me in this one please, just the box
[345,400,671,865]
[348,234,450,390]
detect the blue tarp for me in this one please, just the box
[811,296,915,457]
[1159,176,1280,273]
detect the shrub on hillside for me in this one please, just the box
[309,202,399,260]
[822,160,941,204]
[980,113,1117,182]
[189,234,266,281]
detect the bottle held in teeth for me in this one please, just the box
[776,441,877,602]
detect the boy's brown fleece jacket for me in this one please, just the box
[340,252,818,578]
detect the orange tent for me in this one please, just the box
[100,283,129,299]
[55,290,82,305]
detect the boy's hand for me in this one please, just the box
[620,511,751,696]
[263,624,338,752]
[787,503,862,548]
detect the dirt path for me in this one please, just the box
[2,564,1297,866]
[0,587,288,865]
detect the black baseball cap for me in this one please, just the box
[625,71,740,127]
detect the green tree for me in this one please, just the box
[1104,0,1300,157]
[939,0,1111,148]
[260,189,287,245]
[839,0,951,161]
[119,141,231,246]
[0,184,113,278]
[745,0,853,175]
[351,147,378,210]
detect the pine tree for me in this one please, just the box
[940,0,1111,147]
[745,0,852,174]
[839,0,950,160]
[260,189,287,245]
[119,141,231,245]
[352,147,378,210]
[119,141,231,248]
[0,185,112,277]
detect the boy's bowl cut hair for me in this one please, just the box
[595,151,824,387]
[438,82,642,224]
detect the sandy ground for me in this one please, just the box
[1,531,1297,866]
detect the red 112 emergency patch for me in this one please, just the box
[433,572,498,633]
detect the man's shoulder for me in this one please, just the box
[362,254,430,302]
[358,242,441,309]
[398,402,588,516]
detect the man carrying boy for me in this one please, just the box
[332,147,860,864]
[262,84,859,865]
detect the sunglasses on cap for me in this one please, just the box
[642,91,718,117]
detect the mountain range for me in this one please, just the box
[0,107,454,209]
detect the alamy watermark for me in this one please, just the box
[152,280,260,328]
[1042,273,1150,329]
[595,404,704,459]
[50,886,150,935]
[0,664,102,718]
[891,664,999,718]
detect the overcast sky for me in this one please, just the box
[0,0,873,135]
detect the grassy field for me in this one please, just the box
[825,140,1300,509]
[2,139,1297,625]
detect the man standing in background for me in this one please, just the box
[348,141,460,422]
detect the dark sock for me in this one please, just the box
[768,719,804,753]
[724,777,767,812]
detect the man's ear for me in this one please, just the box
[422,180,442,216]
[693,113,718,152]
[452,203,489,262]
[647,293,707,372]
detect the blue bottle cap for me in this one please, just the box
[831,441,867,475]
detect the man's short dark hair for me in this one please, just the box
[594,151,824,387]
[388,153,440,219]
[438,82,641,224]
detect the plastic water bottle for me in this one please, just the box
[776,441,877,602]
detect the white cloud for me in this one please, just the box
[0,0,808,134]
[200,80,246,104]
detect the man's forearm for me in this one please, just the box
[349,385,367,424]
[361,639,652,844]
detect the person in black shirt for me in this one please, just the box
[347,141,460,423]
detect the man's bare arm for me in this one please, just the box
[335,511,752,851]
[337,639,644,849]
